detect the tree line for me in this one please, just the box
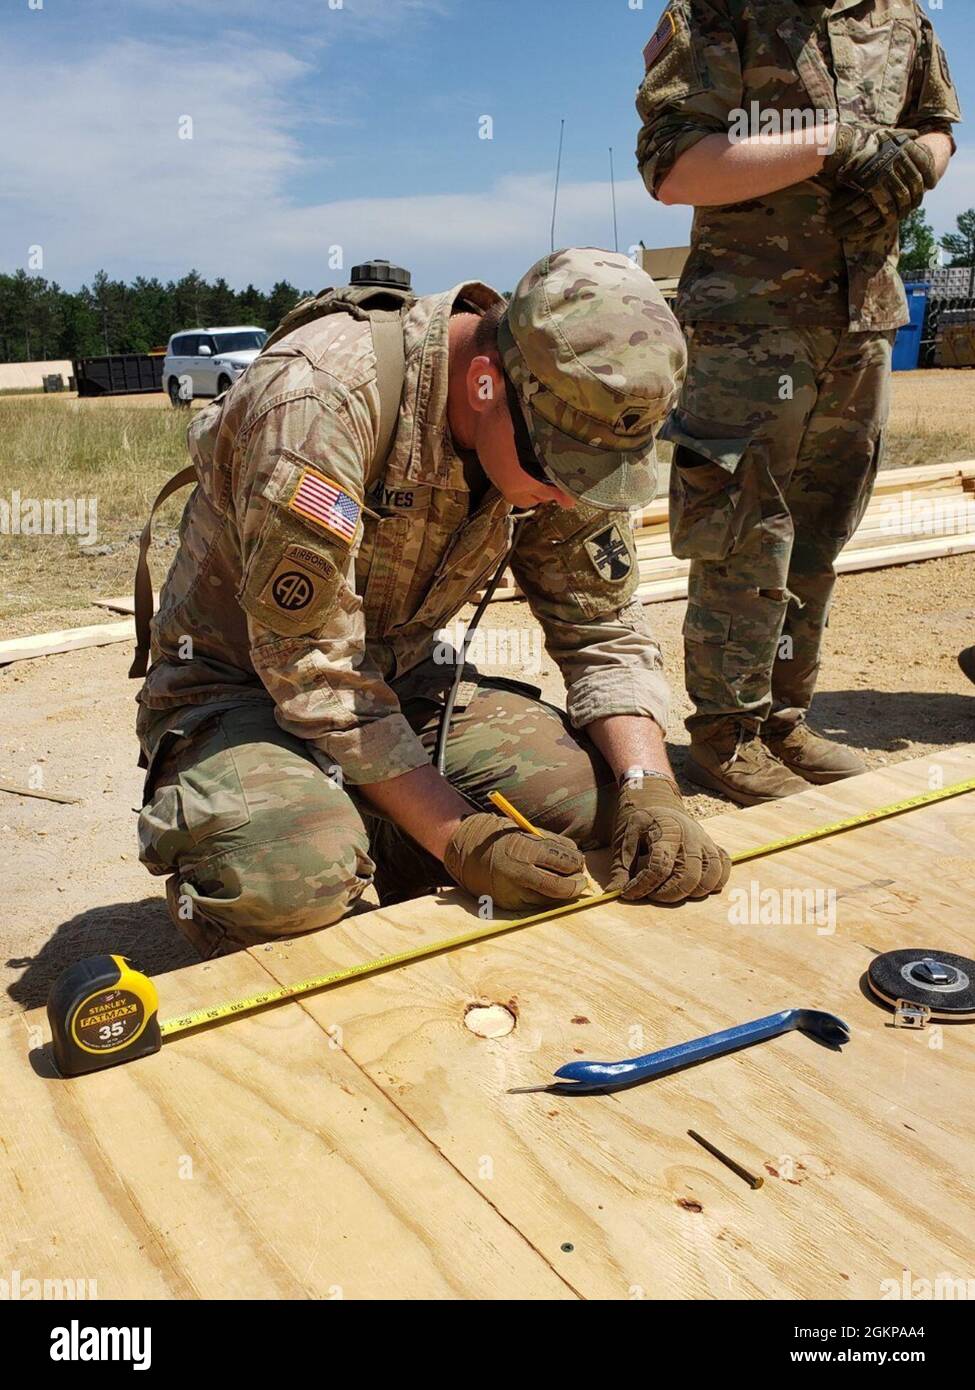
[1,208,973,363]
[897,207,975,276]
[0,269,309,363]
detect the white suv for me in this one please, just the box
[163,326,267,405]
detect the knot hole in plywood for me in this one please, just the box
[464,1001,517,1038]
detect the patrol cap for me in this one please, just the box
[499,248,686,511]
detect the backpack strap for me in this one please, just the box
[366,309,407,492]
[128,311,407,680]
[265,292,407,489]
[128,464,198,679]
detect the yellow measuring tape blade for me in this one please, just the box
[159,775,975,1040]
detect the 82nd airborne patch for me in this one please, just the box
[260,544,340,618]
[585,525,632,583]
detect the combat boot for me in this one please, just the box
[762,719,866,784]
[959,647,975,688]
[686,722,809,806]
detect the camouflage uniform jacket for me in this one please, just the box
[636,0,961,330]
[136,284,670,784]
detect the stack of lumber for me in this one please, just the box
[634,459,975,605]
[487,460,975,604]
[0,594,157,667]
[1,465,971,669]
[0,619,135,666]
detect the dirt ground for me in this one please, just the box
[1,553,972,1020]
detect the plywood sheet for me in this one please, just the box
[2,950,571,1299]
[3,751,973,1300]
[253,750,975,1300]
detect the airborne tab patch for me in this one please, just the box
[643,10,676,70]
[288,467,362,547]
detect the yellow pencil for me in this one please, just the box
[488,790,601,897]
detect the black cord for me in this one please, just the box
[434,516,527,775]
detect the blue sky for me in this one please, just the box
[2,0,972,295]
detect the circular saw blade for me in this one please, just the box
[868,949,975,1020]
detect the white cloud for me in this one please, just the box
[0,33,690,294]
[260,175,692,292]
[0,36,313,281]
[13,27,967,304]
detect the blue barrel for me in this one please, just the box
[893,282,930,372]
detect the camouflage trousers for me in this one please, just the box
[137,662,617,957]
[664,324,895,737]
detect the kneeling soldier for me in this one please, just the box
[133,248,731,957]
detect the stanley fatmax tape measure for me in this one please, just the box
[45,777,975,1077]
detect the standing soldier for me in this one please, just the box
[636,1,960,804]
[132,249,731,958]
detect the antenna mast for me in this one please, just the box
[551,119,565,253]
[609,146,619,252]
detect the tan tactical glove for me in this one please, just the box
[607,774,732,904]
[444,813,588,910]
[827,128,936,241]
[820,119,886,183]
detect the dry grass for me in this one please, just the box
[884,369,975,470]
[0,397,191,636]
[1,370,973,638]
[653,368,975,471]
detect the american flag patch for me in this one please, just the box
[643,10,676,69]
[288,468,362,545]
